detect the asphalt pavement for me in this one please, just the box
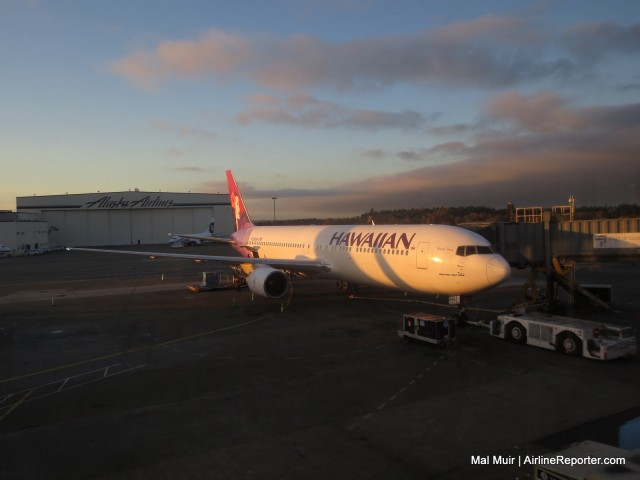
[1,246,639,479]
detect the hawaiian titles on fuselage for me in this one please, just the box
[329,231,416,250]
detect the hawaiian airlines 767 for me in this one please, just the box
[68,170,511,300]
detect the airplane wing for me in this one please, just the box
[66,247,332,275]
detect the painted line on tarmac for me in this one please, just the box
[347,355,447,432]
[1,363,147,418]
[0,390,33,422]
[0,313,276,386]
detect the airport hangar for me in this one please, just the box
[15,191,233,248]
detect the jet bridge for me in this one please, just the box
[490,216,640,311]
[494,217,640,267]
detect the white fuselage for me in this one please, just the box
[233,224,510,296]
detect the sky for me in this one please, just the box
[1,0,639,220]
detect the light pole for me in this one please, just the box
[272,196,277,222]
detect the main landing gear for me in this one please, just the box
[336,281,359,293]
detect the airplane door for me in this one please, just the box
[417,242,430,269]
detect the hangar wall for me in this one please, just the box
[17,191,232,247]
[0,212,49,254]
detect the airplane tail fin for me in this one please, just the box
[226,170,254,232]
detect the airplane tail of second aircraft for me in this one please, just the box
[226,170,255,232]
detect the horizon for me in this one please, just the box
[253,202,640,224]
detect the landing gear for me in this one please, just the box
[336,281,359,293]
[454,306,469,325]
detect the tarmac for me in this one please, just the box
[1,244,639,479]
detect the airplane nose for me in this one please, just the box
[487,256,511,285]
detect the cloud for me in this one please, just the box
[224,94,640,217]
[363,142,476,164]
[151,119,217,141]
[484,91,578,133]
[428,14,542,44]
[235,93,428,130]
[362,148,386,159]
[166,147,185,157]
[174,166,206,172]
[111,17,640,91]
[111,31,249,90]
[485,91,640,134]
[564,21,640,62]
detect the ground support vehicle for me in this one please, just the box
[169,236,200,248]
[532,440,639,479]
[398,312,456,348]
[490,312,636,360]
[188,271,245,292]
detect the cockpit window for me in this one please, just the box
[456,245,496,256]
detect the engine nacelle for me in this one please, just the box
[246,267,289,299]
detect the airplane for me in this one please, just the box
[168,219,230,247]
[0,243,11,257]
[68,170,511,300]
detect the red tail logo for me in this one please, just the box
[226,170,254,232]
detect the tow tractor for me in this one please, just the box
[490,311,636,360]
[188,271,245,292]
[533,440,640,479]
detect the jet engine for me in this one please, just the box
[246,267,289,299]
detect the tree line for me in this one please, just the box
[257,204,639,226]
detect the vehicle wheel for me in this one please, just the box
[507,322,527,345]
[558,333,581,356]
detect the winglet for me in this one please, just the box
[226,170,254,232]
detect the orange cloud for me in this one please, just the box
[106,19,584,91]
[111,30,249,90]
[485,91,579,133]
[110,19,640,92]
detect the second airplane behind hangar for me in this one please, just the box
[69,170,511,300]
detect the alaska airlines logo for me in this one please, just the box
[330,231,416,250]
[82,195,174,209]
